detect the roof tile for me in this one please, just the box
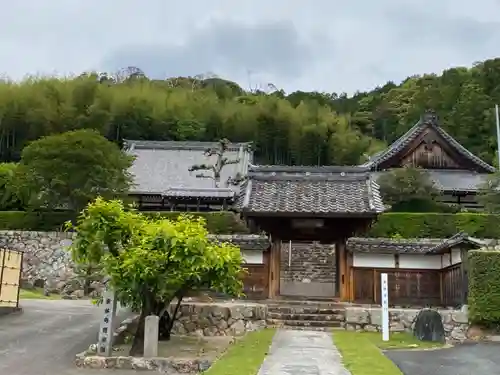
[237,166,385,215]
[124,140,252,198]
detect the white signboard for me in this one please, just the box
[381,273,389,341]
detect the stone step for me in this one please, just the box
[272,326,336,332]
[267,306,346,316]
[266,318,343,328]
[267,312,345,321]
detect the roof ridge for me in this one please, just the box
[124,139,252,151]
[362,111,496,172]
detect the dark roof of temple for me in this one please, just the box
[426,232,488,254]
[361,110,495,173]
[123,140,253,198]
[372,169,490,193]
[208,234,270,251]
[347,237,442,254]
[347,232,487,254]
[236,165,385,216]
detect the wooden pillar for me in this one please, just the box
[337,240,349,302]
[268,237,281,299]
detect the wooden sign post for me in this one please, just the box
[381,273,389,342]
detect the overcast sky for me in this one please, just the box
[1,1,500,94]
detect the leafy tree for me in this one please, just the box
[16,129,133,211]
[377,167,441,212]
[0,162,23,210]
[69,198,243,355]
[478,174,500,213]
[188,138,241,187]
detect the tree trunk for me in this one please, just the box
[163,295,184,341]
[129,308,147,356]
[130,295,158,356]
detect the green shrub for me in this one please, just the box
[0,211,76,231]
[0,210,249,233]
[468,250,500,326]
[142,211,249,234]
[367,213,500,238]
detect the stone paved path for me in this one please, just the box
[257,330,351,375]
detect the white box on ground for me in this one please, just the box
[381,273,389,341]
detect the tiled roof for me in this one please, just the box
[426,232,488,254]
[371,169,490,193]
[208,234,270,251]
[347,233,488,254]
[361,110,495,173]
[347,237,443,254]
[124,140,253,198]
[236,165,385,216]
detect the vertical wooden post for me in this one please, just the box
[268,238,281,299]
[460,248,468,305]
[338,240,348,301]
[439,271,444,306]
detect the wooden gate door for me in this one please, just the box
[0,249,23,308]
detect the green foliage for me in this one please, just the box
[377,167,441,212]
[0,59,500,165]
[0,75,378,166]
[17,129,134,211]
[69,198,243,355]
[0,163,23,210]
[0,210,249,232]
[0,210,75,231]
[468,250,500,326]
[477,173,500,213]
[143,212,249,234]
[367,212,500,238]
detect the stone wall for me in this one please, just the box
[125,302,469,342]
[170,302,267,337]
[0,230,96,297]
[280,241,336,298]
[343,306,469,342]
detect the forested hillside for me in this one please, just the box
[1,58,500,165]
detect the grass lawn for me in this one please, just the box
[19,288,61,300]
[204,329,276,375]
[333,331,445,375]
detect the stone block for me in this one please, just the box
[144,315,159,357]
[345,308,369,324]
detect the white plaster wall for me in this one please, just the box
[353,253,395,268]
[441,253,451,268]
[398,254,442,269]
[241,250,264,264]
[451,248,462,265]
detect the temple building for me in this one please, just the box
[361,110,496,210]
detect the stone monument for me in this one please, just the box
[413,309,445,343]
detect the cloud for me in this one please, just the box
[101,19,318,91]
[0,0,499,94]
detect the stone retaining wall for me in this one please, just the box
[0,231,84,294]
[170,302,267,336]
[344,306,469,341]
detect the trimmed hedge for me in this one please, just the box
[367,213,500,238]
[142,211,249,234]
[1,210,500,238]
[0,211,76,231]
[468,250,500,327]
[0,210,249,234]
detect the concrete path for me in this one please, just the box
[257,330,351,375]
[0,299,133,375]
[385,342,500,375]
